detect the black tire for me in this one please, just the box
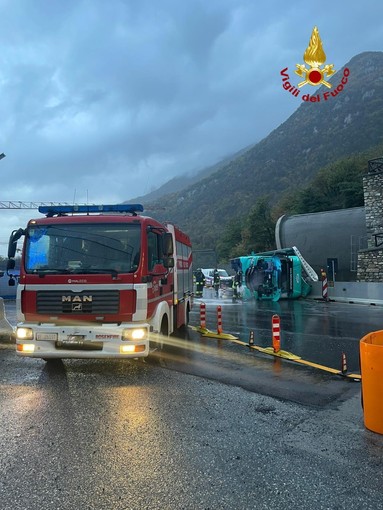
[178,305,190,334]
[160,316,169,349]
[0,334,13,344]
[151,316,169,354]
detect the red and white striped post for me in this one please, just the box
[200,302,206,330]
[217,305,223,335]
[321,268,329,301]
[272,314,281,353]
[341,352,348,374]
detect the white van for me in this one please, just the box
[202,268,232,288]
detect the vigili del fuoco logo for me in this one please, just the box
[280,26,350,102]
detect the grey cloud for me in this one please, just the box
[0,0,382,252]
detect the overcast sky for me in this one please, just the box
[0,0,382,254]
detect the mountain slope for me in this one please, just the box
[129,144,255,203]
[139,51,383,249]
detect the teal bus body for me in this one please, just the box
[231,252,312,302]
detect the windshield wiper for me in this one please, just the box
[80,268,119,277]
[34,268,72,277]
[32,267,120,278]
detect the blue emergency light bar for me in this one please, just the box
[38,204,144,216]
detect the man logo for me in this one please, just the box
[62,295,93,303]
[62,295,93,313]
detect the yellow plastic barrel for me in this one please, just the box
[360,330,383,434]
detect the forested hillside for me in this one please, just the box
[217,144,383,261]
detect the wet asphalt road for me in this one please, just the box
[3,295,379,406]
[192,291,383,374]
[2,297,383,509]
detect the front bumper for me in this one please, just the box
[15,323,150,359]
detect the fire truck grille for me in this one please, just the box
[36,290,120,314]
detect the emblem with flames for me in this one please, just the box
[295,26,336,88]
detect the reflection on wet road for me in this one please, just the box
[189,297,383,372]
[4,296,382,406]
[149,296,382,406]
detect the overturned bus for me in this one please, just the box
[231,246,318,302]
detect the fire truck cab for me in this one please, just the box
[7,204,193,360]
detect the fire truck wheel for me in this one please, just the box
[0,333,13,343]
[151,316,169,354]
[159,317,169,350]
[178,305,190,333]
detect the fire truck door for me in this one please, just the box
[147,232,168,306]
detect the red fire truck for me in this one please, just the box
[7,204,193,360]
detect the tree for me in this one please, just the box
[216,216,243,263]
[277,156,365,215]
[240,196,276,254]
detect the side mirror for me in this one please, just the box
[162,233,173,256]
[7,259,15,271]
[163,256,174,269]
[8,228,25,258]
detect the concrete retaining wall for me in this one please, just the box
[309,281,383,306]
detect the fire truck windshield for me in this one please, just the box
[24,223,141,274]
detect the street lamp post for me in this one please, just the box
[0,153,5,161]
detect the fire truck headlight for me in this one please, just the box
[122,328,147,341]
[120,344,146,354]
[17,344,35,353]
[16,327,34,340]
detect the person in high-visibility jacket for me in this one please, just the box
[213,268,220,298]
[195,268,206,297]
[232,271,242,302]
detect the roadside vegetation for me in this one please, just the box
[216,145,382,263]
